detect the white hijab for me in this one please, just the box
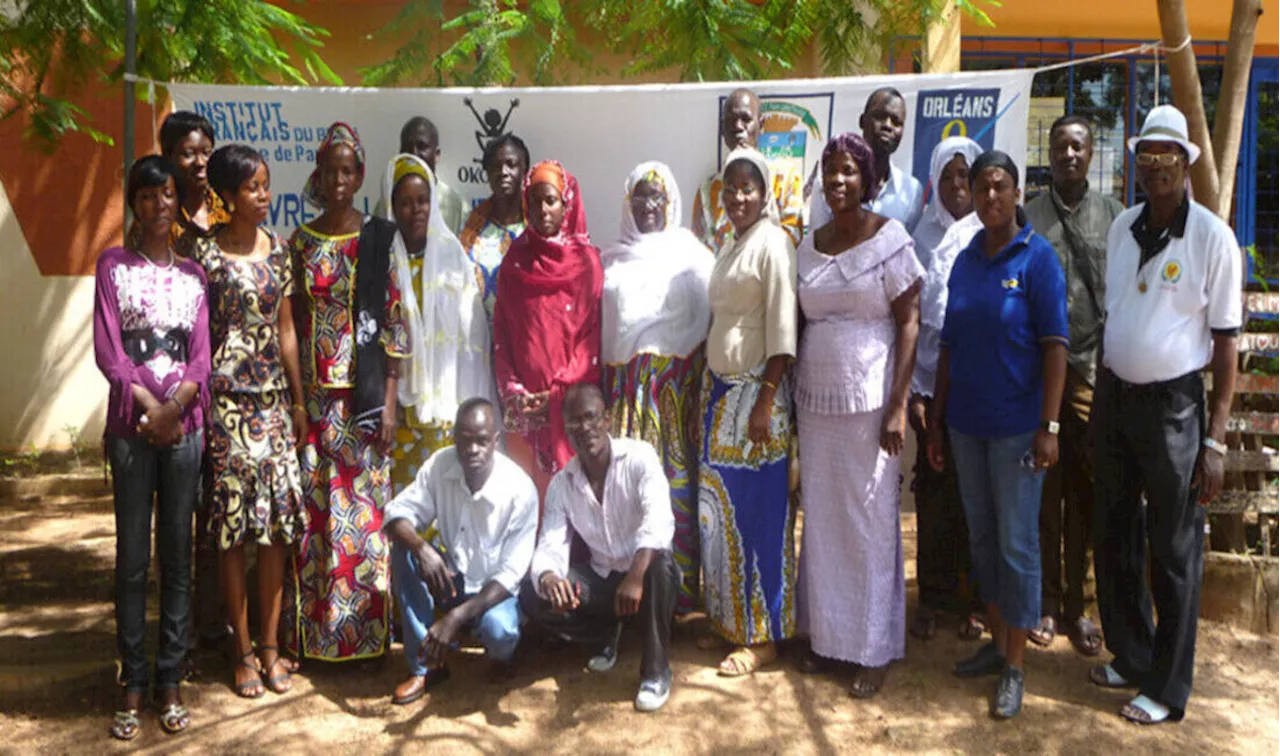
[382,153,494,424]
[601,161,713,364]
[913,136,984,258]
[722,147,781,229]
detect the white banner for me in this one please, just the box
[166,69,1034,240]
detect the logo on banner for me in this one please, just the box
[461,97,521,184]
[912,88,1001,192]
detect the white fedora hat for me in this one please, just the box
[1127,104,1201,164]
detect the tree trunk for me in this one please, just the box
[923,0,961,74]
[1156,0,1220,212]
[1211,0,1265,220]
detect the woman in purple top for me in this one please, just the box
[94,155,211,741]
[793,133,923,698]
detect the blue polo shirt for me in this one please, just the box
[940,223,1068,439]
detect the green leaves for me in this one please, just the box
[1,0,343,151]
[363,0,1000,88]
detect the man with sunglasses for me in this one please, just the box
[1090,105,1242,725]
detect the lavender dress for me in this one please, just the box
[795,220,923,666]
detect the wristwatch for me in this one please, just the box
[1041,420,1060,435]
[1203,437,1228,455]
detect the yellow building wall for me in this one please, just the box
[0,0,1273,449]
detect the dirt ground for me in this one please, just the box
[1,480,1277,755]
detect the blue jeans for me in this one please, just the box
[106,430,203,694]
[391,542,520,675]
[948,428,1044,631]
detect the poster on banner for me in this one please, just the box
[166,69,1033,242]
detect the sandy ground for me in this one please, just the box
[1,483,1277,755]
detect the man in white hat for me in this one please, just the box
[1089,104,1242,724]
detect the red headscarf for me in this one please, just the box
[493,161,603,477]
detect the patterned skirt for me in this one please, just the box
[205,390,306,550]
[390,411,452,496]
[698,366,796,646]
[283,385,392,661]
[605,351,703,613]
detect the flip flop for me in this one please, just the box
[1029,616,1057,647]
[718,644,776,677]
[158,702,191,734]
[850,664,889,699]
[958,613,986,641]
[259,645,293,694]
[109,709,140,741]
[1068,617,1104,657]
[1120,694,1171,725]
[909,607,937,641]
[1088,662,1135,689]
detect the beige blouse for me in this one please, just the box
[706,219,798,375]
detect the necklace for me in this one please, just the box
[134,244,174,269]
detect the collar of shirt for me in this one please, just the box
[964,221,1035,266]
[439,456,501,508]
[1130,195,1190,268]
[1050,181,1090,216]
[561,438,636,502]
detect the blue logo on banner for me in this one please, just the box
[911,88,1001,192]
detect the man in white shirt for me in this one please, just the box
[383,398,539,705]
[521,383,681,713]
[1090,105,1242,725]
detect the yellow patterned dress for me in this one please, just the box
[284,223,409,661]
[390,252,453,494]
[192,231,306,550]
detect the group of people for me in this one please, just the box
[93,80,1242,740]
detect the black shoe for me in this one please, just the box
[992,665,1025,719]
[954,641,1005,678]
[587,622,624,673]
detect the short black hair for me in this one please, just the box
[455,396,496,426]
[126,155,184,209]
[863,86,904,113]
[969,150,1021,189]
[400,116,439,150]
[562,382,606,415]
[207,144,268,202]
[1049,114,1094,143]
[481,133,530,174]
[159,111,215,158]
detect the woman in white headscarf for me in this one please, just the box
[602,161,713,615]
[381,153,494,492]
[908,136,987,643]
[697,148,798,677]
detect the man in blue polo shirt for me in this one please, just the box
[926,150,1068,719]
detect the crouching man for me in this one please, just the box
[385,398,539,705]
[521,383,681,712]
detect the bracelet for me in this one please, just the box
[170,396,184,412]
[1202,437,1228,455]
[760,379,778,391]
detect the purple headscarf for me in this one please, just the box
[821,132,879,204]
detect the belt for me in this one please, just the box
[1106,367,1202,396]
[122,328,189,366]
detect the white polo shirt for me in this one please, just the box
[1102,199,1243,385]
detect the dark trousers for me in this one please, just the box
[520,550,680,680]
[1093,369,1205,718]
[106,430,203,694]
[192,484,225,645]
[913,418,980,615]
[1040,367,1097,622]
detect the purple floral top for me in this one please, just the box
[93,245,211,439]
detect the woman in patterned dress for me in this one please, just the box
[793,133,923,698]
[193,145,308,697]
[458,134,530,319]
[697,148,798,677]
[602,161,713,613]
[492,160,602,499]
[380,153,493,493]
[286,123,409,662]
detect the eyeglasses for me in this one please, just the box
[630,192,667,210]
[1136,152,1182,167]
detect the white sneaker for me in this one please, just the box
[634,669,672,713]
[587,622,624,673]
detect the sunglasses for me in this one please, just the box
[1136,152,1183,167]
